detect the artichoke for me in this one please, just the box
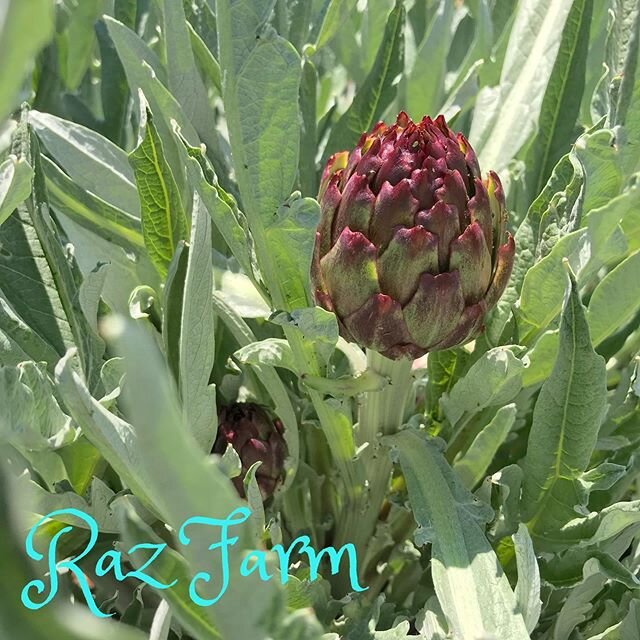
[213,403,287,500]
[311,112,515,359]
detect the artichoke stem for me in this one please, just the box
[358,350,413,445]
[334,350,413,586]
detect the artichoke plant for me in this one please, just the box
[311,112,515,359]
[212,403,287,499]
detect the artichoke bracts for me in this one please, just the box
[311,112,515,359]
[212,403,287,500]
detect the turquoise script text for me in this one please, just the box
[21,507,366,617]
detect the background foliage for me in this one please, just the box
[0,0,639,638]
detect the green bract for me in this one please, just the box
[311,112,515,359]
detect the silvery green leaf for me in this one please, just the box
[471,0,575,173]
[148,600,171,640]
[18,474,119,533]
[218,443,242,479]
[78,262,109,335]
[587,250,640,347]
[118,505,222,640]
[385,430,529,639]
[270,306,339,345]
[0,154,32,227]
[235,338,297,374]
[441,347,525,427]
[513,524,542,634]
[178,192,216,451]
[213,267,270,319]
[0,362,76,451]
[415,597,448,639]
[29,111,139,214]
[0,463,147,640]
[454,404,517,489]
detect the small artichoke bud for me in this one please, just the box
[212,403,287,500]
[311,112,515,359]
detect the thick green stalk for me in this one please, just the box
[358,351,414,445]
[334,350,413,577]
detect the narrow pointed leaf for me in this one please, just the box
[323,0,405,159]
[403,0,454,120]
[513,525,542,634]
[160,0,211,129]
[179,193,217,451]
[525,0,593,200]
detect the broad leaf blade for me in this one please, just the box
[179,138,255,280]
[2,122,104,390]
[0,297,60,370]
[156,0,231,186]
[470,0,575,172]
[29,110,140,214]
[441,347,524,427]
[453,404,517,489]
[264,193,319,309]
[105,15,218,192]
[216,0,310,310]
[513,524,542,634]
[217,0,301,220]
[386,431,530,639]
[56,0,103,90]
[0,127,73,357]
[119,506,222,640]
[587,249,640,346]
[521,270,607,534]
[105,318,288,639]
[518,229,589,341]
[129,107,188,278]
[486,153,578,344]
[160,0,211,130]
[41,156,144,251]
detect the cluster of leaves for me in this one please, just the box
[0,0,639,638]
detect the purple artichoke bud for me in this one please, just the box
[311,112,516,360]
[213,403,287,499]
